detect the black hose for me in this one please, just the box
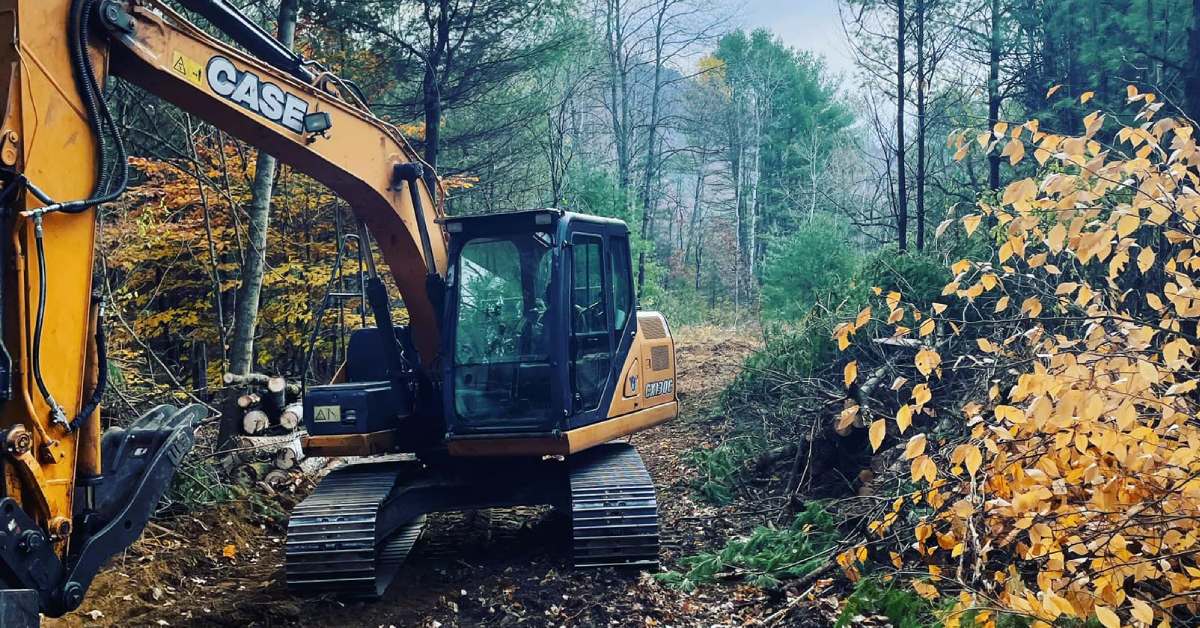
[30,216,67,426]
[71,299,107,430]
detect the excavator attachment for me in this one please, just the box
[0,405,198,618]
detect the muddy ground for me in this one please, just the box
[46,326,837,627]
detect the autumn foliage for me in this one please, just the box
[835,87,1200,627]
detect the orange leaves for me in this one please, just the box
[843,361,858,388]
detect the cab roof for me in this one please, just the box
[439,209,627,237]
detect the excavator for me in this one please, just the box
[0,0,678,622]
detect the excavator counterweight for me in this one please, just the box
[0,0,678,621]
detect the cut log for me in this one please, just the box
[235,433,303,450]
[261,469,292,489]
[232,462,272,488]
[236,393,261,409]
[278,404,303,431]
[223,372,272,386]
[299,455,333,477]
[264,377,288,420]
[273,446,299,470]
[242,409,270,435]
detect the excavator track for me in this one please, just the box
[569,443,660,568]
[285,463,424,598]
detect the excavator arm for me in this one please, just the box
[0,0,449,617]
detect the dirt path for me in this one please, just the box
[48,326,775,628]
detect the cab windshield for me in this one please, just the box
[452,233,556,429]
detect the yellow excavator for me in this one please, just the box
[0,0,677,621]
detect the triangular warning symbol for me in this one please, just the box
[173,57,187,75]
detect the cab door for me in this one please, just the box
[565,219,638,429]
[567,229,613,419]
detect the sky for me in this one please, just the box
[738,0,857,80]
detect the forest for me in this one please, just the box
[45,0,1200,626]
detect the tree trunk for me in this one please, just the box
[895,0,908,252]
[228,0,299,379]
[987,0,1001,190]
[420,0,451,193]
[637,1,669,297]
[915,0,926,251]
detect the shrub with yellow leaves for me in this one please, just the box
[836,87,1200,628]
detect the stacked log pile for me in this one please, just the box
[220,373,325,492]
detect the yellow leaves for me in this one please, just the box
[913,383,932,408]
[904,433,927,460]
[1046,84,1062,98]
[911,580,939,600]
[1116,212,1140,238]
[963,445,982,475]
[222,544,237,560]
[915,348,941,377]
[1021,296,1043,318]
[963,214,982,236]
[844,361,858,388]
[1080,90,1095,104]
[855,306,872,329]
[1002,178,1038,206]
[1094,606,1120,628]
[869,419,886,452]
[1137,247,1155,273]
[910,454,937,483]
[1047,223,1067,253]
[836,404,859,434]
[1129,599,1153,625]
[995,405,1025,424]
[896,404,913,434]
[1002,139,1026,165]
[839,104,1200,623]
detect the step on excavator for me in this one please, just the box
[0,0,677,622]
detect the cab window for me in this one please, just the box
[571,234,610,411]
[609,237,633,334]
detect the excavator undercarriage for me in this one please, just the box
[284,442,661,598]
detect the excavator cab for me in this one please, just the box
[443,209,635,439]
